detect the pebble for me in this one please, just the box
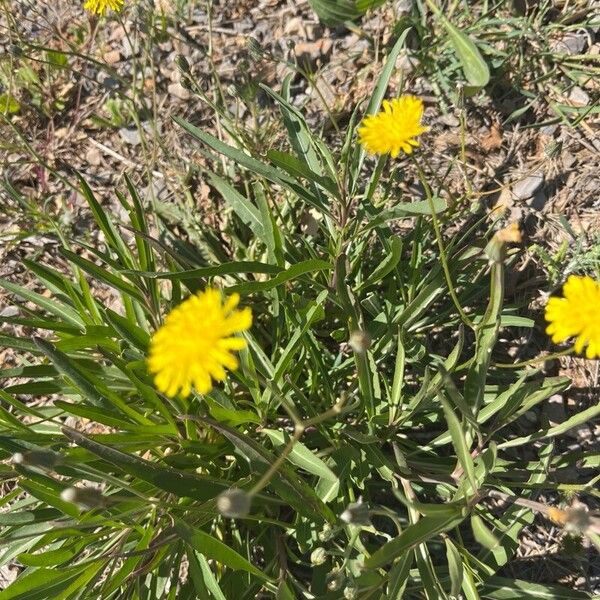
[552,32,588,55]
[568,86,590,107]
[168,82,191,101]
[512,171,544,200]
[0,305,19,317]
[86,147,103,166]
[119,128,142,146]
[103,49,121,65]
[528,189,546,211]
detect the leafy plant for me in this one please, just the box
[308,0,387,25]
[0,19,598,600]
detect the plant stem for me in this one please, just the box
[413,159,475,329]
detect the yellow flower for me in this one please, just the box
[358,95,429,158]
[84,0,124,15]
[545,275,600,359]
[148,288,252,398]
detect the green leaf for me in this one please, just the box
[125,260,281,280]
[0,564,92,600]
[175,520,270,581]
[227,259,330,294]
[365,510,465,569]
[174,116,331,215]
[481,576,592,599]
[0,277,84,329]
[262,429,339,502]
[445,538,463,598]
[439,395,478,494]
[208,173,264,238]
[435,12,490,88]
[471,514,500,550]
[62,427,228,502]
[0,94,20,114]
[267,150,338,197]
[197,416,335,523]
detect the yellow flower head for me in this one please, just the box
[148,288,252,398]
[84,0,124,15]
[545,275,600,359]
[358,95,429,158]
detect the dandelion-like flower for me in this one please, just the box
[148,288,252,398]
[84,0,124,15]
[545,275,600,359]
[357,95,428,158]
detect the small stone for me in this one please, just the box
[438,113,460,127]
[395,0,413,13]
[119,128,142,146]
[121,37,140,59]
[168,82,191,101]
[568,86,589,107]
[512,171,544,200]
[562,152,577,169]
[0,305,19,317]
[540,124,558,136]
[529,188,546,211]
[295,39,333,69]
[552,33,587,55]
[103,49,121,65]
[396,50,418,73]
[86,147,102,166]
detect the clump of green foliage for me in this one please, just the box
[0,2,599,600]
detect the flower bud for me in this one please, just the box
[326,569,344,592]
[349,330,372,354]
[175,54,191,75]
[310,547,327,566]
[247,37,266,60]
[12,450,60,469]
[340,498,371,526]
[318,523,333,542]
[60,486,105,509]
[217,488,251,518]
[485,222,522,264]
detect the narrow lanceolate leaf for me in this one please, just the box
[227,259,331,294]
[207,172,264,238]
[435,10,490,87]
[62,427,228,502]
[439,395,478,494]
[0,277,84,329]
[0,563,98,600]
[365,510,465,569]
[175,520,271,581]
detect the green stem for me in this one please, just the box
[413,159,475,329]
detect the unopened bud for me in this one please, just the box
[12,450,60,469]
[485,222,522,263]
[247,37,266,60]
[349,330,372,354]
[175,54,191,75]
[217,488,251,518]
[60,486,105,509]
[311,547,327,566]
[318,523,333,542]
[340,498,371,526]
[326,569,344,592]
